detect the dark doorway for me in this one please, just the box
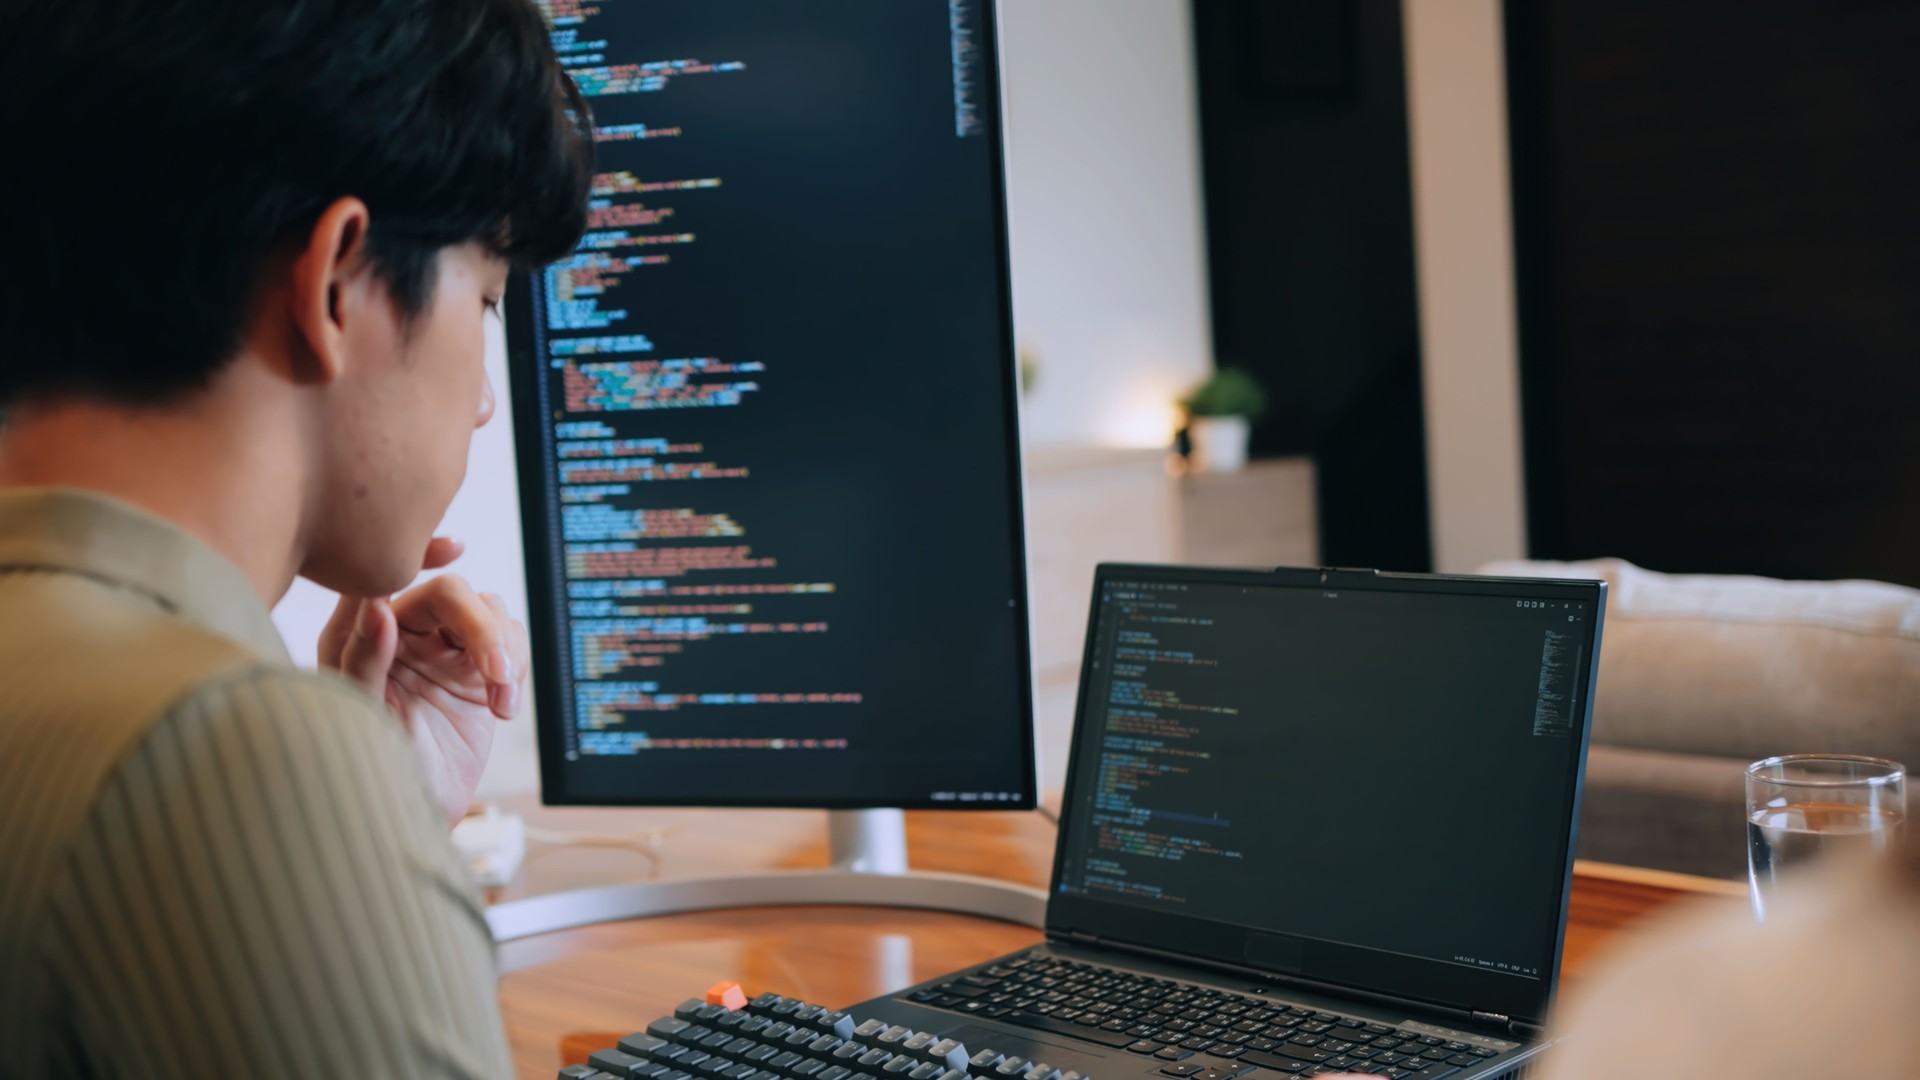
[1190,0,1432,571]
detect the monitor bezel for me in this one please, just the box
[1044,563,1605,1027]
[503,2,1037,810]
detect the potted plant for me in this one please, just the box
[1179,367,1268,473]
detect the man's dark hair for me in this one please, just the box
[0,0,593,405]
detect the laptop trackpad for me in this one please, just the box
[947,1024,1113,1074]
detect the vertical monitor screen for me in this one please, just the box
[507,0,1034,807]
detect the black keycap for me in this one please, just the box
[810,1037,847,1056]
[1416,1037,1444,1047]
[725,1067,757,1080]
[1126,1041,1164,1055]
[857,1051,894,1070]
[677,1000,713,1020]
[703,1032,736,1049]
[1160,1065,1204,1078]
[699,1057,734,1075]
[1212,1047,1248,1060]
[747,1047,779,1064]
[698,1006,730,1022]
[930,1039,968,1070]
[621,1035,671,1058]
[881,1059,916,1076]
[1363,1025,1392,1036]
[584,1051,642,1075]
[832,1044,870,1063]
[772,1002,803,1018]
[723,1038,756,1056]
[876,1027,915,1048]
[1153,1048,1193,1062]
[992,1058,1030,1078]
[1446,1054,1479,1067]
[901,1033,937,1055]
[742,1018,774,1036]
[1178,1038,1216,1052]
[1470,1048,1497,1059]
[1371,1038,1402,1050]
[1273,1046,1332,1064]
[718,1013,749,1030]
[823,1014,857,1039]
[1331,1028,1370,1045]
[763,1025,796,1044]
[770,1053,804,1072]
[1420,1049,1450,1061]
[969,1050,1006,1070]
[1443,1043,1468,1053]
[907,1065,943,1080]
[1374,1052,1408,1065]
[793,1005,826,1025]
[855,1021,889,1039]
[1288,1035,1324,1048]
[1023,1064,1062,1080]
[1001,1011,1134,1048]
[819,1069,852,1080]
[650,1019,692,1040]
[750,994,785,1012]
[661,1072,694,1080]
[794,1061,831,1080]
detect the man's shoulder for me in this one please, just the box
[0,566,396,805]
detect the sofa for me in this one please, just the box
[1477,559,1920,879]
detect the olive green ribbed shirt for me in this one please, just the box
[0,488,512,1078]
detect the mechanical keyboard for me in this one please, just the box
[562,985,1085,1080]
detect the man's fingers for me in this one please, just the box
[337,597,398,701]
[421,536,465,572]
[316,590,361,670]
[480,592,529,719]
[390,574,512,684]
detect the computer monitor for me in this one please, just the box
[506,0,1034,809]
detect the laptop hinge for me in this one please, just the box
[1506,1018,1544,1040]
[1062,931,1101,947]
[1470,1011,1509,1026]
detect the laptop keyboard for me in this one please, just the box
[901,951,1502,1080]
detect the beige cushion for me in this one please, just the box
[1476,559,1920,769]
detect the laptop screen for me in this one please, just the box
[1048,566,1604,1026]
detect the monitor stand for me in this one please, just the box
[485,808,1049,943]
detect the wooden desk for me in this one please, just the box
[493,798,1741,1080]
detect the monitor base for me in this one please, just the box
[486,809,1049,941]
[487,868,1046,941]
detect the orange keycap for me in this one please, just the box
[706,980,748,1011]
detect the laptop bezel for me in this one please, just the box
[1043,563,1605,1029]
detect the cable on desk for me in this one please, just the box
[522,822,679,878]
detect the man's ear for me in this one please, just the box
[286,197,375,387]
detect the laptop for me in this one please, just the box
[850,564,1605,1080]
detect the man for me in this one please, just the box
[1537,846,1920,1078]
[0,0,593,1075]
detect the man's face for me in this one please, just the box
[303,242,506,596]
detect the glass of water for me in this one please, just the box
[1747,754,1905,919]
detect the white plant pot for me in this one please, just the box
[1189,416,1250,473]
